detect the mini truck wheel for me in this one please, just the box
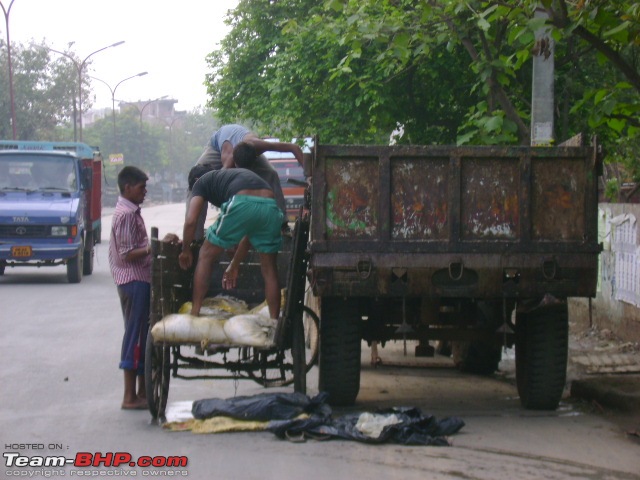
[66,243,83,283]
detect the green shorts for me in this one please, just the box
[205,195,283,253]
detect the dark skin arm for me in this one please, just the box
[179,195,205,270]
[220,134,304,168]
[124,245,150,262]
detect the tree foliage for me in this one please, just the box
[206,0,640,152]
[0,41,218,186]
[0,40,78,139]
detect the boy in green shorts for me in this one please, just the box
[179,167,283,320]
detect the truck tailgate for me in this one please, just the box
[309,144,601,298]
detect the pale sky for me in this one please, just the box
[3,0,240,111]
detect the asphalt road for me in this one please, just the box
[1,203,638,479]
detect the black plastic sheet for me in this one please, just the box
[192,392,464,445]
[192,391,331,422]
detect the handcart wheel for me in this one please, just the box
[145,330,170,421]
[247,305,318,387]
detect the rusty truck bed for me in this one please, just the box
[308,143,601,298]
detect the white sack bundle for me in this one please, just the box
[223,314,278,347]
[151,314,229,345]
[178,295,249,318]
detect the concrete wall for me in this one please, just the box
[569,203,640,342]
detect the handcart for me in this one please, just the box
[145,203,316,421]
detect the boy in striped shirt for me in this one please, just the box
[108,166,151,410]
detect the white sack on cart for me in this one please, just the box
[151,314,229,344]
[178,295,249,318]
[224,314,278,347]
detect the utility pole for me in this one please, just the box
[531,6,555,146]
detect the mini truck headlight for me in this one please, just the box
[51,226,68,236]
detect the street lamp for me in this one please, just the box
[45,40,125,141]
[90,72,148,151]
[1,0,17,139]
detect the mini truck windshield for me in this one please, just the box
[0,154,77,192]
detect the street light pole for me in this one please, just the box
[90,72,148,151]
[77,41,124,141]
[44,41,125,141]
[1,0,17,139]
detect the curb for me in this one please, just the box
[570,375,640,413]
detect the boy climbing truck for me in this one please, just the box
[0,141,102,283]
[305,137,602,410]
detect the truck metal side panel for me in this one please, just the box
[309,144,600,298]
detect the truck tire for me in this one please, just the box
[66,245,83,284]
[515,301,568,410]
[318,297,362,406]
[83,233,94,276]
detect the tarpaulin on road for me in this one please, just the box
[189,392,464,445]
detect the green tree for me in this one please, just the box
[0,40,77,139]
[206,0,640,150]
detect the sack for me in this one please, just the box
[223,314,277,347]
[150,314,228,345]
[178,294,249,318]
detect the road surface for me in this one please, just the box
[1,203,638,479]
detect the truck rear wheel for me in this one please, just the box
[318,297,362,406]
[515,300,568,410]
[67,245,83,284]
[83,233,94,276]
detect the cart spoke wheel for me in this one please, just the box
[145,330,170,421]
[248,306,318,388]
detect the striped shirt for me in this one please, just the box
[108,196,151,285]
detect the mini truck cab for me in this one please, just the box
[0,141,102,283]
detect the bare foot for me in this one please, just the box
[121,397,148,410]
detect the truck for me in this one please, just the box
[146,136,601,413]
[306,137,601,410]
[0,141,102,283]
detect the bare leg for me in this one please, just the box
[223,236,252,290]
[137,375,146,400]
[122,370,146,409]
[191,240,224,316]
[259,252,280,319]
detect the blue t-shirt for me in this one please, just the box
[211,124,250,152]
[191,168,271,208]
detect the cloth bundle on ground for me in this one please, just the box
[189,391,465,445]
[150,294,276,347]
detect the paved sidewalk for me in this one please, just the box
[567,327,640,426]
